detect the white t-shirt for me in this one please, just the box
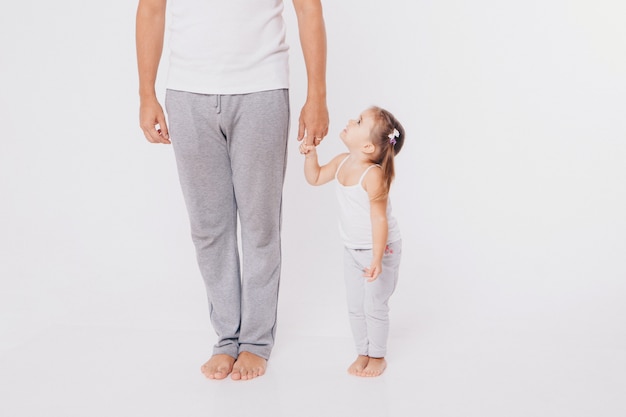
[335,158,401,249]
[166,0,290,94]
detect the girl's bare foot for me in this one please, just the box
[361,357,386,377]
[231,351,267,381]
[201,354,236,380]
[347,355,370,376]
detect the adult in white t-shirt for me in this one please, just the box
[136,0,329,381]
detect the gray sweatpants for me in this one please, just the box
[165,89,290,360]
[344,240,402,358]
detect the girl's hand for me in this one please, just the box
[299,143,316,155]
[363,262,382,282]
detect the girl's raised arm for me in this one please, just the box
[303,149,348,186]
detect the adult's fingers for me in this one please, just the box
[141,122,169,144]
[297,118,306,142]
[155,114,171,144]
[139,105,170,144]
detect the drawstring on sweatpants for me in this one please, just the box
[215,95,222,114]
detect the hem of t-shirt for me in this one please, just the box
[343,237,402,250]
[166,68,289,95]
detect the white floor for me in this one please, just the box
[2,285,624,417]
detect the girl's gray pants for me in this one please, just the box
[344,240,402,358]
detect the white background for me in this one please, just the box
[1,1,625,416]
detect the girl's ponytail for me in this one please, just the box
[368,107,405,200]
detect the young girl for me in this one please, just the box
[300,106,404,377]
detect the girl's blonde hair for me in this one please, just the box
[367,106,405,199]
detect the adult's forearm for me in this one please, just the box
[136,0,167,100]
[294,0,327,101]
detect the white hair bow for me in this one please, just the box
[388,128,399,145]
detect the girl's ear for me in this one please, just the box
[363,143,376,154]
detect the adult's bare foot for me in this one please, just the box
[201,354,236,380]
[231,351,267,381]
[347,355,370,376]
[361,357,386,377]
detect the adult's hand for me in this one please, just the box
[139,97,170,144]
[297,97,329,146]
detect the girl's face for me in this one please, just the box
[340,110,376,151]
